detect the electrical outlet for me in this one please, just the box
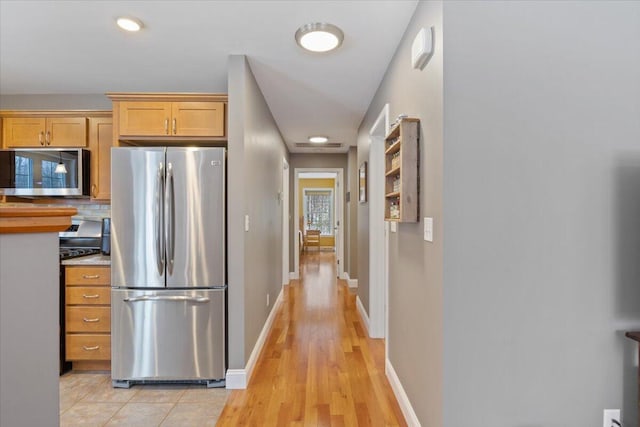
[603,409,621,427]
[266,293,270,307]
[244,215,250,232]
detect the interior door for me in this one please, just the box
[165,147,225,288]
[111,147,166,288]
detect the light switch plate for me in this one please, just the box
[390,222,397,233]
[424,217,433,242]
[245,215,250,232]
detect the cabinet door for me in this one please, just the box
[171,102,225,137]
[3,118,46,147]
[88,117,113,200]
[119,102,172,136]
[46,117,87,147]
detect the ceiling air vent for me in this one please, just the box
[295,142,343,148]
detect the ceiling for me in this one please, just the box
[0,0,418,153]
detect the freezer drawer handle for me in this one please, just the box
[82,345,100,351]
[82,317,101,323]
[82,274,101,279]
[123,295,210,303]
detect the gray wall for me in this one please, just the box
[1,233,60,427]
[288,153,349,268]
[356,2,444,425]
[442,1,640,426]
[227,55,289,369]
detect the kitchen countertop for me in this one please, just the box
[62,253,111,266]
[0,203,76,234]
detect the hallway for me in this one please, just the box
[218,252,406,426]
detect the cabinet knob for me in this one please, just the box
[82,317,100,323]
[45,130,51,145]
[172,118,177,135]
[81,274,100,279]
[39,131,44,146]
[82,345,100,351]
[164,118,169,135]
[91,184,97,198]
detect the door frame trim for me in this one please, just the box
[293,167,344,279]
[368,103,390,339]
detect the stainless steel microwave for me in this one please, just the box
[0,148,90,197]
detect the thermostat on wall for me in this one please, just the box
[411,26,433,70]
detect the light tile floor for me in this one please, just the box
[59,372,230,426]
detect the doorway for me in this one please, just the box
[368,104,389,339]
[282,158,289,286]
[293,168,344,279]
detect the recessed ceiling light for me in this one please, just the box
[309,136,329,143]
[116,17,143,32]
[295,23,344,53]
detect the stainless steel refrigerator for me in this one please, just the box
[110,147,225,388]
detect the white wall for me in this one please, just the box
[443,1,640,425]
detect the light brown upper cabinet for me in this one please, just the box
[88,117,113,200]
[2,117,87,147]
[108,93,227,144]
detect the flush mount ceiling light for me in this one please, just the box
[116,16,143,32]
[308,136,329,143]
[295,23,344,53]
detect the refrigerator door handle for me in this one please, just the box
[123,295,210,303]
[166,162,176,276]
[156,162,165,276]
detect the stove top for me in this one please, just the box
[59,247,101,260]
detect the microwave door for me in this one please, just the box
[0,148,87,196]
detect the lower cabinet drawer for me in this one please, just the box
[66,307,111,332]
[66,286,111,305]
[66,266,110,286]
[66,334,111,360]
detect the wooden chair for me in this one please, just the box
[304,229,321,252]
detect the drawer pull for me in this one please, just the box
[82,294,100,299]
[82,274,101,279]
[82,345,100,351]
[82,317,100,323]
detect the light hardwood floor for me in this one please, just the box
[218,251,407,426]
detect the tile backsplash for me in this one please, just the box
[74,203,111,220]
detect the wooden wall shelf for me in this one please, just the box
[384,117,419,222]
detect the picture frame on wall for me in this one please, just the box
[359,161,367,203]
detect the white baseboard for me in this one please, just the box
[225,287,284,389]
[356,296,369,336]
[289,271,299,280]
[386,358,421,427]
[340,272,358,289]
[225,369,247,389]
